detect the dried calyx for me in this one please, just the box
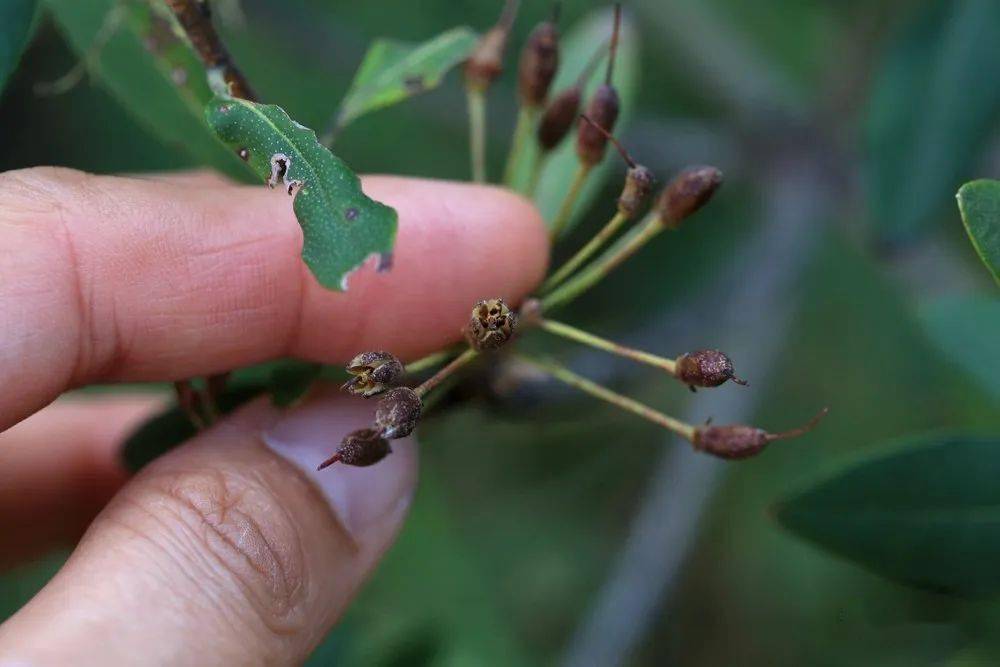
[674,349,747,391]
[579,114,654,217]
[576,4,622,166]
[318,428,392,470]
[465,298,518,351]
[342,351,403,397]
[518,4,560,107]
[465,0,520,92]
[693,408,829,460]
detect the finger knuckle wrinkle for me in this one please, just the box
[131,467,310,634]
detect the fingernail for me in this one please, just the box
[262,391,418,540]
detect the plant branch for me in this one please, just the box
[537,318,677,375]
[550,163,592,240]
[467,88,488,182]
[405,348,460,376]
[517,355,696,441]
[542,210,629,292]
[165,0,257,100]
[542,212,663,311]
[414,348,478,398]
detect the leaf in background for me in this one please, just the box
[0,0,39,94]
[919,296,1000,400]
[515,8,640,232]
[45,0,248,179]
[865,0,1000,245]
[957,179,1000,284]
[335,27,478,133]
[775,435,1000,596]
[205,96,398,290]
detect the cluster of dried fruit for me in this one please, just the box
[320,2,827,470]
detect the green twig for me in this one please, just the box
[414,348,478,398]
[467,88,488,182]
[537,318,677,375]
[503,106,537,188]
[405,348,459,376]
[517,355,696,441]
[550,163,592,240]
[542,210,629,292]
[542,212,664,311]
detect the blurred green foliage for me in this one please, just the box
[2,0,999,665]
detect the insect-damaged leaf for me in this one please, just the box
[336,27,479,132]
[957,179,1000,285]
[206,96,398,291]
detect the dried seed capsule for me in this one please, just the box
[657,166,723,229]
[465,0,519,92]
[464,298,518,351]
[576,84,620,166]
[618,165,655,218]
[342,351,403,398]
[375,387,423,439]
[673,349,747,390]
[518,20,560,107]
[318,428,392,469]
[693,408,829,461]
[537,86,582,151]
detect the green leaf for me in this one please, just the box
[269,360,323,407]
[121,382,265,472]
[919,296,1000,400]
[44,0,247,178]
[957,180,1000,284]
[865,0,1000,244]
[336,27,478,132]
[523,8,641,233]
[205,96,398,290]
[0,0,39,94]
[775,434,1000,596]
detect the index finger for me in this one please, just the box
[0,168,548,428]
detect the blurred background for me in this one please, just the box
[2,0,1000,665]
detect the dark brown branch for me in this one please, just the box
[165,0,257,100]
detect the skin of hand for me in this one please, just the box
[0,167,547,665]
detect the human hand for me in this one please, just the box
[0,167,546,664]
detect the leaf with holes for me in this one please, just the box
[335,27,478,133]
[775,434,1000,596]
[206,96,398,290]
[957,179,1000,285]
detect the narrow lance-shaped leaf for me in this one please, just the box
[0,0,39,94]
[775,435,1000,596]
[335,27,479,132]
[957,179,1000,285]
[206,96,398,290]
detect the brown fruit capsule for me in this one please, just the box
[342,351,404,398]
[465,0,519,92]
[576,84,620,166]
[375,387,423,439]
[518,20,560,107]
[673,349,747,391]
[465,298,518,351]
[537,86,582,151]
[317,428,392,470]
[693,408,829,460]
[657,166,723,229]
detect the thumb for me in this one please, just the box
[0,390,416,665]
